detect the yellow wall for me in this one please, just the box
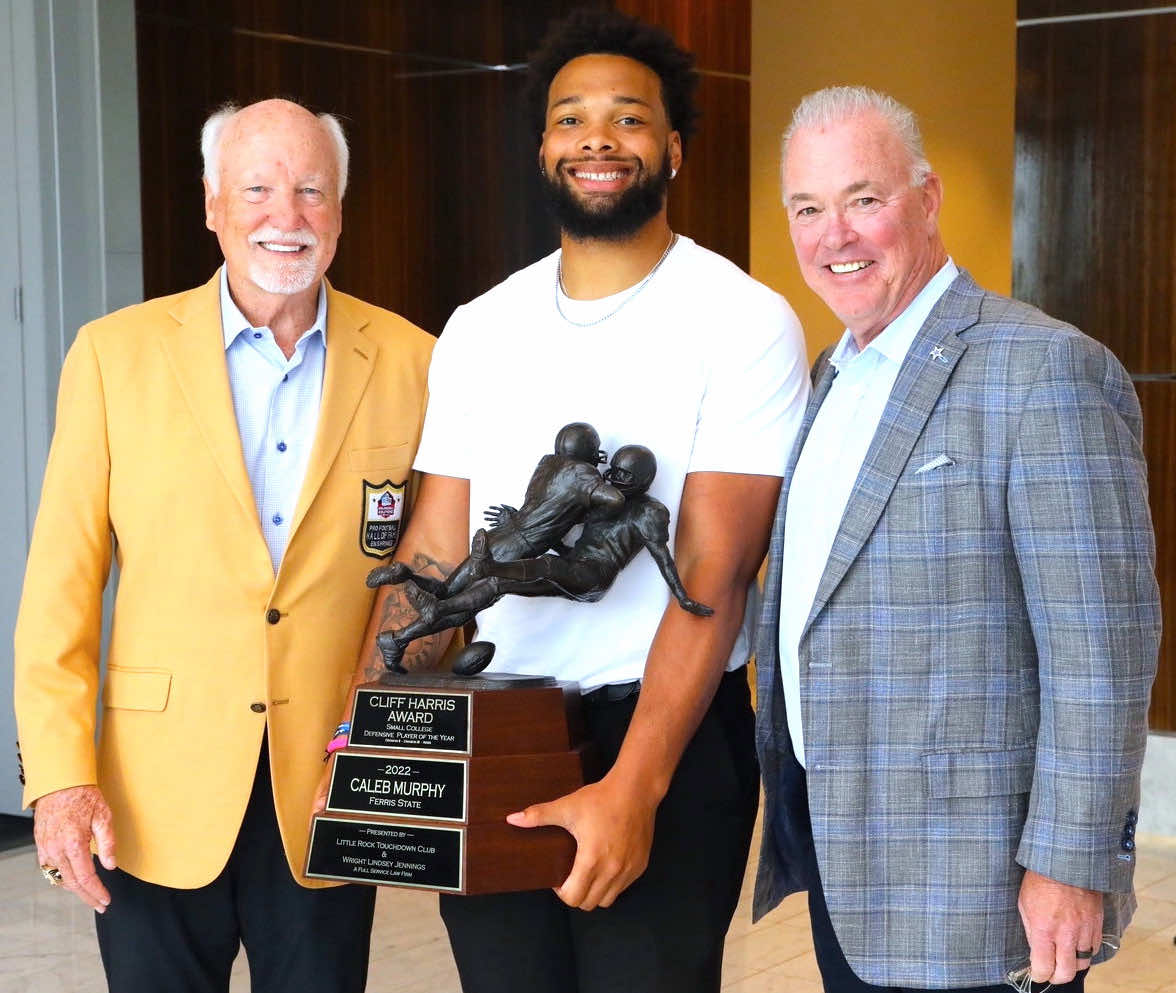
[750,1,1017,359]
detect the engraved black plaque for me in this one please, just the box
[350,687,470,753]
[308,672,584,894]
[326,751,467,821]
[306,817,464,891]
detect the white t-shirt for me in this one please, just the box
[414,235,810,690]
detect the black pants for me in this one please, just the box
[778,779,1088,993]
[94,737,376,993]
[440,668,760,993]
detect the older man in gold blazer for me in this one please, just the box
[14,99,434,993]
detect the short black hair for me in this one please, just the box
[526,7,700,154]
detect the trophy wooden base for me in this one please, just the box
[306,672,587,895]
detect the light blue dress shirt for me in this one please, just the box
[778,259,959,766]
[219,268,327,573]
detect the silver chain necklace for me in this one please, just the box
[554,233,679,327]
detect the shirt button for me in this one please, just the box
[276,441,287,453]
[253,332,262,339]
[266,608,281,624]
[250,702,266,713]
[272,513,283,525]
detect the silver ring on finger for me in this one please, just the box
[40,864,63,887]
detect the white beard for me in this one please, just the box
[248,253,320,295]
[247,226,321,295]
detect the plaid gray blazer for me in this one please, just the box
[752,272,1160,988]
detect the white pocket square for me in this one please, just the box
[913,454,955,475]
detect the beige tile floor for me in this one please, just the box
[2,832,1173,992]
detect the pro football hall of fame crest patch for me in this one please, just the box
[360,479,406,559]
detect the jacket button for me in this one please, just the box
[250,702,266,713]
[266,608,281,624]
[1121,837,1135,852]
[1125,810,1138,825]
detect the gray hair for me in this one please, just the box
[782,86,932,187]
[201,101,350,198]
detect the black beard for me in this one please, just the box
[541,156,671,242]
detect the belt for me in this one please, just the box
[581,680,642,705]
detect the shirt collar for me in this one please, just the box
[219,266,328,351]
[829,258,959,371]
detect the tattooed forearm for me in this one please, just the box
[361,552,458,679]
[400,632,444,673]
[400,550,450,583]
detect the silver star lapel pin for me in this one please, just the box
[929,345,947,363]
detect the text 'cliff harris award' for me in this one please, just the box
[305,423,713,895]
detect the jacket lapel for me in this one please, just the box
[287,282,375,540]
[800,272,984,638]
[161,271,261,536]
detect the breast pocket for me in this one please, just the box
[896,455,973,488]
[889,457,985,534]
[352,443,414,560]
[348,443,413,475]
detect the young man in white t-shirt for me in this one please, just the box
[319,9,810,992]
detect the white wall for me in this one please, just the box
[0,0,141,816]
[1141,733,1176,838]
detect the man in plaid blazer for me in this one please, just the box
[753,86,1160,992]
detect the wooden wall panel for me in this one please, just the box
[1014,14,1176,373]
[619,0,750,269]
[136,1,599,66]
[665,74,749,270]
[1137,384,1176,732]
[1015,8,1176,730]
[1019,0,1175,19]
[136,0,750,335]
[618,0,749,74]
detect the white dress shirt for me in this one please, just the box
[219,269,327,572]
[779,260,958,766]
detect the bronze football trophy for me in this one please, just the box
[306,424,710,894]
